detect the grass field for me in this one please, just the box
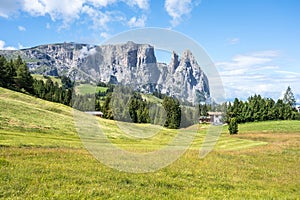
[0,87,299,199]
[75,84,108,95]
[32,74,62,86]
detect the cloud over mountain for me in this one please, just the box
[216,50,300,101]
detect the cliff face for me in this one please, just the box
[158,50,210,103]
[0,42,210,104]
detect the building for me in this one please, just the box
[199,115,211,124]
[199,112,223,125]
[208,112,223,125]
[84,111,103,117]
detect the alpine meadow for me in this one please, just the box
[1,1,300,199]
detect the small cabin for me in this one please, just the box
[199,112,223,125]
[84,111,103,117]
[199,116,211,124]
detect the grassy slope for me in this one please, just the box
[32,74,62,86]
[75,84,108,95]
[0,87,299,199]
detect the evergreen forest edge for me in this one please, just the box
[0,55,299,130]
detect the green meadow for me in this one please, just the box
[32,74,62,86]
[0,87,299,199]
[75,84,108,95]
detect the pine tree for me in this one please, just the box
[162,96,181,129]
[14,58,34,93]
[228,117,238,134]
[0,56,9,87]
[283,86,296,107]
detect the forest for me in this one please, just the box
[0,55,73,106]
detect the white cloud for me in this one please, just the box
[0,40,17,50]
[81,5,126,31]
[100,32,111,39]
[165,0,195,27]
[18,43,25,49]
[79,46,97,59]
[127,15,147,28]
[217,51,279,70]
[81,5,116,30]
[216,50,300,101]
[86,0,149,9]
[0,0,150,31]
[0,0,21,18]
[46,23,51,29]
[18,25,26,31]
[126,0,149,10]
[86,0,117,7]
[227,38,240,45]
[22,0,85,27]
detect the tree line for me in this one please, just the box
[225,87,299,123]
[2,56,298,130]
[99,86,182,129]
[0,55,73,106]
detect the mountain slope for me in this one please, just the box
[0,87,81,148]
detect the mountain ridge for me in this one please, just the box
[0,42,210,104]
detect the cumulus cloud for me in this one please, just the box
[81,5,127,31]
[82,5,110,30]
[86,0,117,7]
[126,0,149,10]
[1,0,149,30]
[86,0,149,9]
[0,0,21,18]
[165,0,195,27]
[127,15,147,28]
[216,50,300,100]
[100,32,111,39]
[18,25,26,31]
[0,40,17,50]
[22,0,85,27]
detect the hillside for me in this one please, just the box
[0,87,299,199]
[0,87,268,151]
[0,87,81,148]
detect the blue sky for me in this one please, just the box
[0,0,299,102]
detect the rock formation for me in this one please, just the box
[0,42,210,104]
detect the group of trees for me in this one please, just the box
[100,88,182,129]
[162,96,181,129]
[33,78,73,106]
[128,93,150,123]
[0,55,34,93]
[0,55,73,106]
[225,87,299,123]
[100,89,151,124]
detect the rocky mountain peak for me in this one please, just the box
[169,51,179,73]
[180,49,198,68]
[0,42,210,104]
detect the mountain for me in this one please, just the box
[0,42,210,104]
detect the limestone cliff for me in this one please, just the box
[0,42,210,104]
